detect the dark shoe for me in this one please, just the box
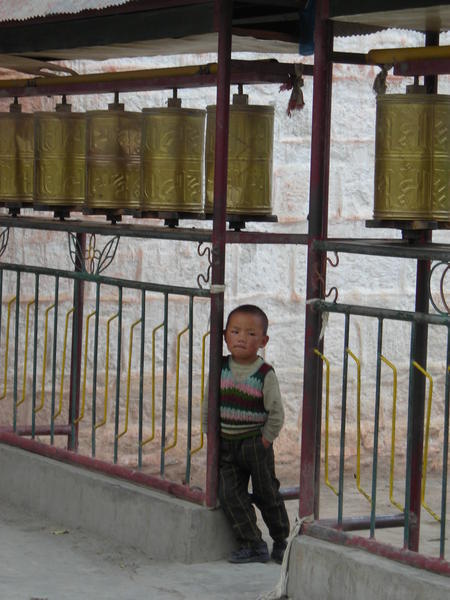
[229,541,270,564]
[271,540,287,564]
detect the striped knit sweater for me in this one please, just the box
[220,356,273,439]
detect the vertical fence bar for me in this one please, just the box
[0,271,2,363]
[408,251,430,552]
[300,0,333,520]
[160,293,169,476]
[338,312,350,525]
[31,274,39,438]
[185,296,194,484]
[441,327,450,558]
[404,322,416,549]
[138,290,146,468]
[113,286,123,464]
[50,276,60,444]
[12,273,20,432]
[68,233,86,451]
[91,282,101,457]
[370,318,383,537]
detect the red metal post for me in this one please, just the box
[67,232,85,450]
[406,31,438,552]
[299,0,333,520]
[205,0,232,508]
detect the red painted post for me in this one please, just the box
[67,232,85,451]
[406,31,438,552]
[205,0,232,508]
[299,0,333,520]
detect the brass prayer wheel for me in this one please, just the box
[86,101,142,210]
[374,92,450,221]
[0,100,34,204]
[141,100,205,212]
[205,94,274,215]
[34,101,86,207]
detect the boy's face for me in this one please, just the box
[224,311,269,365]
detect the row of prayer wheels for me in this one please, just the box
[0,93,274,216]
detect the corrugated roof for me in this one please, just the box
[0,0,133,23]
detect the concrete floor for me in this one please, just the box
[0,499,282,600]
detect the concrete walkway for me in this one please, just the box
[0,499,282,600]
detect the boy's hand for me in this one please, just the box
[261,436,271,449]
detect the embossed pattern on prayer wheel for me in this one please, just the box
[205,103,274,215]
[0,104,34,204]
[86,104,142,209]
[34,104,86,206]
[374,94,450,221]
[141,107,205,212]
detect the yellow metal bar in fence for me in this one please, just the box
[141,321,164,447]
[18,299,35,408]
[95,312,118,430]
[314,348,338,496]
[165,324,189,453]
[381,354,403,512]
[347,348,371,504]
[54,307,74,420]
[0,296,17,401]
[74,310,96,425]
[191,330,210,456]
[35,303,56,414]
[117,317,142,440]
[413,360,440,522]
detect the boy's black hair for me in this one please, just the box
[225,304,269,335]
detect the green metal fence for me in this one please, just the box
[0,260,211,496]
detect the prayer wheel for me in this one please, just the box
[34,101,86,207]
[374,90,450,221]
[0,100,34,204]
[205,93,274,215]
[86,100,142,210]
[141,98,205,212]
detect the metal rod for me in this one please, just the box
[160,294,169,476]
[12,275,20,432]
[68,233,85,450]
[0,216,308,246]
[338,314,350,525]
[185,297,194,484]
[205,0,232,509]
[408,239,431,551]
[0,60,311,99]
[31,275,39,438]
[299,0,333,520]
[313,300,449,327]
[318,513,405,532]
[370,318,383,537]
[113,287,123,465]
[0,262,210,298]
[441,328,450,558]
[138,290,146,468]
[50,277,59,444]
[91,283,101,457]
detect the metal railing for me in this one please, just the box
[0,261,211,503]
[306,299,450,575]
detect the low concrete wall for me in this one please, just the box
[287,536,450,600]
[0,443,235,563]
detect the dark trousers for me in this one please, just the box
[218,435,290,548]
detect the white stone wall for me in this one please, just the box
[0,30,448,486]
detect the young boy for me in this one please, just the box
[203,304,290,564]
